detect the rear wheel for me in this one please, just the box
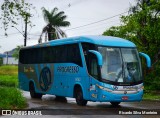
[29,82,42,99]
[110,102,120,106]
[75,87,87,106]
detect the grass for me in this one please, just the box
[0,65,18,87]
[0,65,18,75]
[0,75,18,87]
[0,87,27,109]
[143,90,160,101]
[0,65,27,109]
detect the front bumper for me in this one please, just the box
[99,90,143,102]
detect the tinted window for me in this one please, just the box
[82,43,96,71]
[19,44,82,66]
[90,54,99,79]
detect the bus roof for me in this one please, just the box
[24,36,136,49]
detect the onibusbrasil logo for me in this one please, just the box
[39,67,52,91]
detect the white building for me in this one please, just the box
[3,56,18,65]
[0,53,18,65]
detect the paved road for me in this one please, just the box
[25,91,160,115]
[1,91,160,118]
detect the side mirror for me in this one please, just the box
[139,52,151,68]
[89,50,103,66]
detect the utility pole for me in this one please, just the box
[12,14,30,46]
[24,14,28,46]
[6,52,8,65]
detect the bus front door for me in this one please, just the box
[88,53,99,101]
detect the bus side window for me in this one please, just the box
[67,44,82,67]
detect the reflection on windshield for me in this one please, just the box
[98,47,142,83]
[121,48,142,82]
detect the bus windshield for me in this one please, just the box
[98,47,142,84]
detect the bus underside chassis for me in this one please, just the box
[110,102,121,106]
[29,82,42,99]
[74,86,87,106]
[55,96,67,102]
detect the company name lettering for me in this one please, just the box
[57,66,79,73]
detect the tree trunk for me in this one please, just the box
[47,29,52,41]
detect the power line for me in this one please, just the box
[65,11,128,31]
[67,19,121,32]
[19,11,128,38]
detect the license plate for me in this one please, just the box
[122,96,128,100]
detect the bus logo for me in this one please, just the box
[39,67,51,91]
[113,86,118,90]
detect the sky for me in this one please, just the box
[0,0,136,53]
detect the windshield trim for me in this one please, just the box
[96,45,137,49]
[101,78,143,86]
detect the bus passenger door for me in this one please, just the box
[88,53,100,101]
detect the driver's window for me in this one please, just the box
[91,58,98,79]
[89,54,98,79]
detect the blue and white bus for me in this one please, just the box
[18,36,151,106]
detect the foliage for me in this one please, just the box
[12,45,23,60]
[103,0,160,61]
[0,87,27,109]
[0,0,35,35]
[39,7,70,43]
[0,75,18,87]
[0,65,18,87]
[144,61,160,90]
[0,65,27,109]
[103,0,160,90]
[143,91,160,100]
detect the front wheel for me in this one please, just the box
[75,87,87,106]
[110,102,121,106]
[29,82,42,99]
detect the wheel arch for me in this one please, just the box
[73,83,84,98]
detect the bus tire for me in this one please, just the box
[75,87,87,106]
[110,102,120,106]
[29,82,42,99]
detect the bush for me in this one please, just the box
[144,61,160,90]
[0,65,27,109]
[0,75,18,87]
[0,87,27,109]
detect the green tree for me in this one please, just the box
[103,0,160,90]
[12,45,23,60]
[103,0,160,62]
[39,7,70,43]
[0,0,35,36]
